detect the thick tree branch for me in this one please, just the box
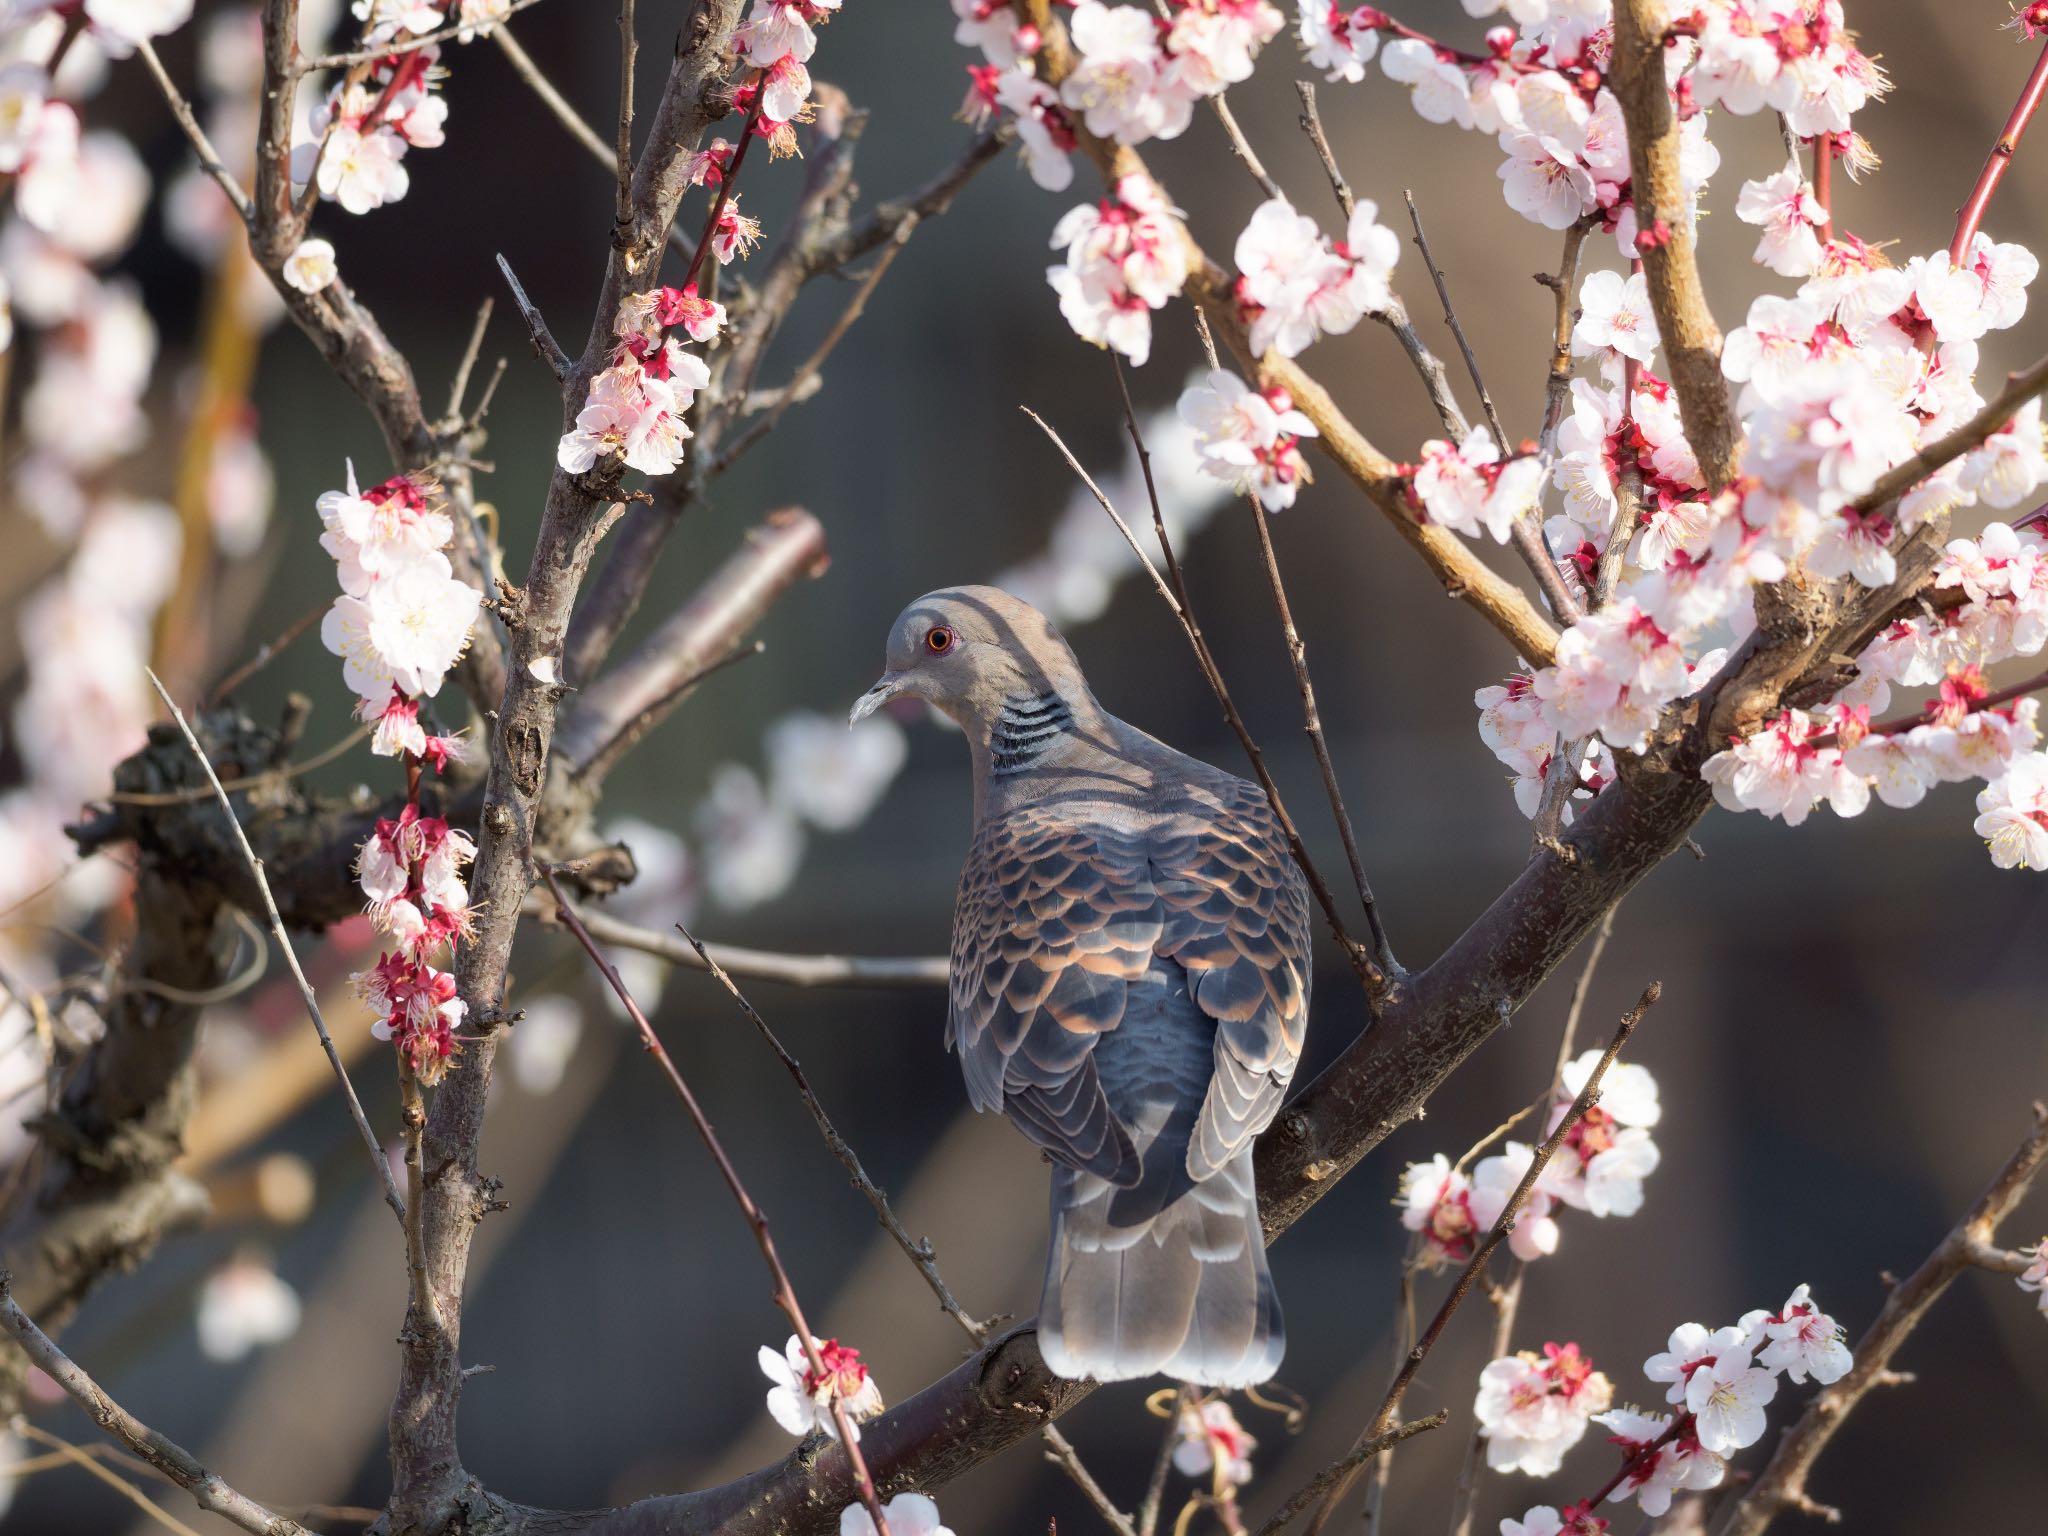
[1610,0,1739,490]
[560,508,831,782]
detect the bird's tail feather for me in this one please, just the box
[1039,1149,1282,1387]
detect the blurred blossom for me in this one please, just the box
[600,815,699,1012]
[839,1492,953,1536]
[1172,1397,1255,1486]
[766,711,908,832]
[1474,1343,1611,1476]
[508,994,583,1096]
[696,764,806,912]
[208,412,277,558]
[196,1254,303,1363]
[2017,1239,2048,1318]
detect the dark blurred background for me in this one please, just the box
[3,0,2046,1531]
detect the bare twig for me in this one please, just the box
[613,0,637,240]
[0,1284,314,1536]
[1206,93,1284,200]
[444,298,496,426]
[1293,82,1354,220]
[1445,907,1617,1536]
[712,212,920,475]
[1023,402,1389,998]
[1138,1388,1189,1536]
[12,1424,206,1536]
[144,671,406,1229]
[1249,1413,1448,1536]
[1538,222,1593,450]
[305,0,549,68]
[1404,191,1506,446]
[523,901,948,987]
[1951,35,2048,263]
[137,39,252,223]
[494,253,572,384]
[207,602,328,703]
[1711,1102,2048,1536]
[1044,1424,1139,1536]
[1309,984,1662,1526]
[541,876,893,1535]
[493,26,614,168]
[671,920,990,1341]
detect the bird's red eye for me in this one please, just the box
[926,626,954,654]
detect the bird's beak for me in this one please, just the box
[849,674,904,728]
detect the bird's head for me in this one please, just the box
[850,586,1090,735]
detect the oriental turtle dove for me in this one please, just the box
[853,586,1309,1386]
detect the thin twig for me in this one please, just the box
[305,0,550,69]
[12,1424,206,1536]
[1207,93,1284,200]
[1249,1414,1448,1536]
[613,0,637,241]
[1311,984,1663,1526]
[1951,35,2048,263]
[1023,401,1388,998]
[1139,1388,1189,1536]
[671,920,990,1341]
[1044,1424,1139,1536]
[144,671,406,1228]
[1538,221,1593,450]
[1404,191,1506,446]
[1294,82,1354,220]
[206,601,329,704]
[540,875,893,1536]
[444,298,496,424]
[493,26,614,167]
[0,1284,314,1536]
[1710,1101,2048,1536]
[712,213,920,475]
[524,900,947,987]
[137,39,253,223]
[1445,907,1616,1536]
[495,253,573,384]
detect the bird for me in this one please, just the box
[851,585,1310,1386]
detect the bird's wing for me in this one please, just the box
[948,806,1163,1186]
[1153,775,1312,1183]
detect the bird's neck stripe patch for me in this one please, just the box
[991,691,1075,773]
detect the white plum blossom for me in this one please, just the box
[1469,1140,1561,1262]
[1958,398,2048,508]
[1297,0,1380,83]
[760,1334,884,1442]
[1974,753,2048,870]
[1177,369,1319,510]
[1735,167,1828,277]
[839,1493,954,1536]
[766,710,909,831]
[1754,1285,1853,1384]
[1048,174,1185,366]
[1398,1153,1478,1270]
[1412,428,1542,543]
[2016,1239,2048,1318]
[1060,2,1188,145]
[1593,1406,1727,1515]
[1571,268,1660,365]
[195,1255,303,1363]
[1685,1345,1777,1456]
[697,763,807,910]
[1231,195,1398,358]
[1473,1344,1612,1475]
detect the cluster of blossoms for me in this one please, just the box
[1400,1050,1661,1270]
[759,1334,885,1441]
[1233,194,1399,357]
[313,466,482,1081]
[1046,173,1186,366]
[295,1,510,213]
[1492,1286,1851,1531]
[733,0,838,159]
[556,285,721,478]
[954,0,1286,192]
[1176,368,1317,510]
[2018,1238,2048,1319]
[1172,1396,1258,1489]
[1475,1342,1613,1476]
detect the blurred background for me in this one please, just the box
[0,0,2044,1531]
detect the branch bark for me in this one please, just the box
[1610,0,1739,491]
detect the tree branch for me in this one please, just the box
[0,1282,314,1536]
[1710,1102,2048,1536]
[521,900,948,987]
[1610,0,1739,490]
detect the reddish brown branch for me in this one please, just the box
[544,875,893,1535]
[1952,37,2048,262]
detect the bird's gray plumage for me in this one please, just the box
[855,586,1309,1386]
